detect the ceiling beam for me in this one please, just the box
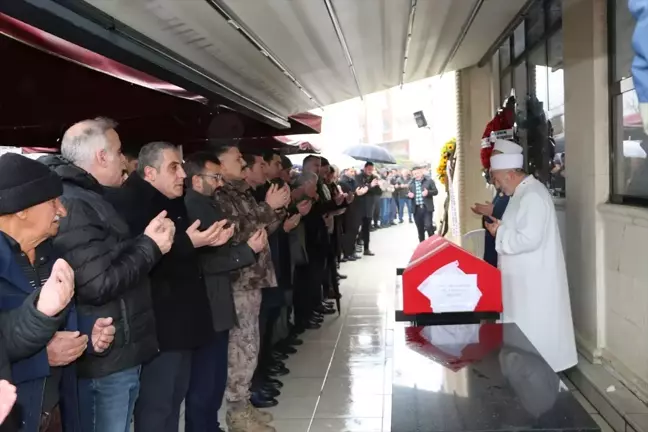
[400,0,418,88]
[203,0,323,109]
[323,0,364,100]
[438,0,485,75]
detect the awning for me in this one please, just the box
[0,12,321,148]
[2,0,528,117]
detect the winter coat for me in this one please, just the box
[184,189,257,332]
[408,176,439,212]
[42,156,160,378]
[105,174,214,351]
[0,234,83,432]
[354,173,382,219]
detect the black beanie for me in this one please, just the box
[0,153,63,215]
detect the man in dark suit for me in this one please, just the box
[407,166,438,242]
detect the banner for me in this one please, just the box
[447,162,460,239]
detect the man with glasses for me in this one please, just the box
[183,152,267,432]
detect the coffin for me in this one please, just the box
[402,235,502,316]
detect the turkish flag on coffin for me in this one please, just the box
[401,236,502,315]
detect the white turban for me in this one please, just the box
[490,154,524,171]
[493,139,523,154]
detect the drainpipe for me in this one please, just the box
[454,70,466,242]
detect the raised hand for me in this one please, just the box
[246,229,268,253]
[296,200,312,216]
[91,317,116,353]
[422,189,429,197]
[334,193,346,205]
[346,193,355,204]
[283,214,302,233]
[471,201,494,217]
[37,259,74,317]
[186,219,228,248]
[266,184,290,209]
[46,331,88,366]
[485,217,501,237]
[144,210,175,254]
[0,380,16,425]
[211,222,235,247]
[407,192,414,199]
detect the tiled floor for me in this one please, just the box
[224,222,420,432]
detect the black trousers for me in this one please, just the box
[361,217,372,251]
[135,350,192,432]
[293,255,325,327]
[414,205,434,242]
[342,207,361,257]
[253,290,282,385]
[185,331,229,432]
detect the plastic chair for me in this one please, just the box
[461,229,486,259]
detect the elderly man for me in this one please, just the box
[0,153,115,432]
[106,142,228,432]
[471,139,517,267]
[42,118,175,432]
[485,145,577,372]
[183,152,267,432]
[212,144,289,432]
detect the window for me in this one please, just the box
[609,0,647,204]
[495,0,565,196]
[499,40,511,71]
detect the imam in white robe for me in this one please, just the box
[495,175,577,372]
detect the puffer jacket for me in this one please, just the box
[41,156,160,379]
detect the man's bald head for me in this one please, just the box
[61,117,125,187]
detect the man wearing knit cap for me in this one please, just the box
[0,153,115,432]
[485,147,577,373]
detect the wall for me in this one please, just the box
[562,0,609,361]
[456,66,498,237]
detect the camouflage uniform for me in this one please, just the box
[214,180,284,404]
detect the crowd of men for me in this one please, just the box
[337,165,438,246]
[0,118,390,432]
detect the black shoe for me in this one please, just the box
[258,386,281,398]
[265,378,284,388]
[306,321,322,330]
[250,392,279,408]
[364,250,375,256]
[337,274,348,280]
[267,364,290,376]
[344,255,357,261]
[287,337,303,346]
[276,344,298,355]
[273,351,289,361]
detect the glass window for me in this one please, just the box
[499,39,511,71]
[612,89,648,198]
[501,72,512,106]
[526,1,545,46]
[513,23,525,59]
[546,0,562,27]
[614,0,636,81]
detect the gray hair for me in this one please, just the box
[137,141,180,176]
[292,171,318,188]
[61,117,118,167]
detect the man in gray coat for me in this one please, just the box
[183,152,267,432]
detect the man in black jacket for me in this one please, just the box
[43,118,175,432]
[354,162,382,256]
[183,152,267,432]
[106,142,229,432]
[407,166,439,242]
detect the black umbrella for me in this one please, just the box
[343,144,397,164]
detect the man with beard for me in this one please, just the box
[43,118,175,432]
[212,145,289,432]
[0,153,115,432]
[183,152,267,432]
[106,142,229,432]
